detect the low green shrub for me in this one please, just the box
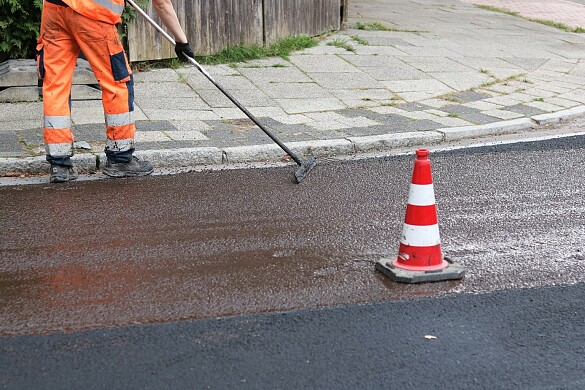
[0,0,147,61]
[0,0,43,61]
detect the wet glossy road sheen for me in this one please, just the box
[2,135,585,335]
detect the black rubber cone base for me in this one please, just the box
[376,257,465,284]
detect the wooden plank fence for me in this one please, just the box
[127,0,345,62]
[263,0,340,46]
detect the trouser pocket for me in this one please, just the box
[107,40,131,83]
[36,37,45,80]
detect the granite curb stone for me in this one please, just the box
[531,106,585,125]
[437,118,536,141]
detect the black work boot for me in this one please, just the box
[103,156,154,178]
[50,164,78,183]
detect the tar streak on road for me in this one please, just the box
[2,134,585,335]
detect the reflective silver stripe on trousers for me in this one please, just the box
[44,116,71,129]
[105,138,134,152]
[105,111,134,127]
[45,142,73,157]
[95,0,124,14]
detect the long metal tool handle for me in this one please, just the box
[126,0,304,167]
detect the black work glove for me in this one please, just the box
[175,42,195,62]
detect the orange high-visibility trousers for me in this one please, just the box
[38,1,135,165]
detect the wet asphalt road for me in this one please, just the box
[2,132,585,336]
[2,128,585,388]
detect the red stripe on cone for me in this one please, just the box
[404,204,438,226]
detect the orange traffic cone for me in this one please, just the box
[376,148,464,283]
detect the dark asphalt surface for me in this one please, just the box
[1,282,584,389]
[2,129,585,336]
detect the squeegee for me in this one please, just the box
[126,0,317,183]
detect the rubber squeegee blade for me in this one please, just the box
[294,156,317,183]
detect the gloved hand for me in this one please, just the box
[175,42,195,62]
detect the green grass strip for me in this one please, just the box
[195,35,318,65]
[476,4,585,33]
[353,22,426,33]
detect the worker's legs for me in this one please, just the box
[70,11,136,163]
[38,2,79,169]
[70,12,152,176]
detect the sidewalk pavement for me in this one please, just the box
[2,0,585,176]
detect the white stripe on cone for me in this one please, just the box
[407,184,436,206]
[401,223,441,247]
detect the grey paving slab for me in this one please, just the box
[544,97,583,109]
[430,72,493,91]
[74,124,107,142]
[359,65,429,81]
[394,46,462,57]
[237,67,313,84]
[441,105,502,125]
[299,44,350,55]
[450,57,520,71]
[207,75,259,90]
[449,91,493,104]
[0,102,42,122]
[141,109,220,121]
[344,124,403,137]
[134,141,194,150]
[212,108,248,120]
[135,120,179,132]
[559,90,585,104]
[503,104,548,117]
[383,79,454,95]
[0,86,40,103]
[481,109,524,120]
[247,107,289,118]
[260,83,333,99]
[525,100,566,112]
[135,131,171,142]
[185,73,220,90]
[501,57,551,71]
[307,72,382,90]
[275,98,346,114]
[402,57,476,73]
[329,89,395,102]
[488,66,531,79]
[288,54,361,73]
[351,45,410,56]
[196,88,273,108]
[15,128,43,144]
[135,96,210,110]
[70,109,106,125]
[134,82,199,99]
[0,120,41,132]
[133,68,180,83]
[337,54,407,69]
[0,131,25,157]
